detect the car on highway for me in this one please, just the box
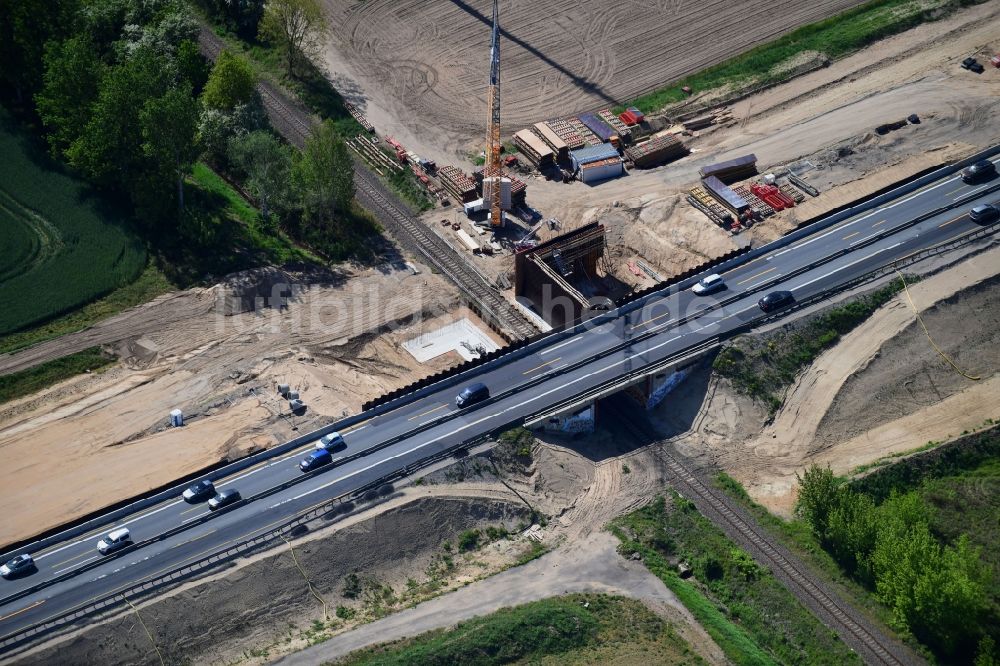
[969,203,999,224]
[97,527,132,555]
[300,449,333,473]
[692,274,725,295]
[456,382,490,408]
[314,432,347,452]
[758,290,795,313]
[0,554,35,579]
[182,479,216,503]
[962,159,997,183]
[208,488,242,511]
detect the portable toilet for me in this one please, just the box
[170,409,184,427]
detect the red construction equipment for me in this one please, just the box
[750,183,795,211]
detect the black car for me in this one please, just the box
[758,290,795,313]
[962,159,997,184]
[969,204,999,224]
[182,479,216,503]
[456,382,490,408]
[208,489,242,511]
[0,554,36,579]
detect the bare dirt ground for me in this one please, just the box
[411,1,1000,287]
[0,263,504,547]
[317,0,868,166]
[664,243,1000,517]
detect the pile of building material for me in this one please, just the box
[570,144,624,184]
[347,135,402,176]
[619,107,644,126]
[545,119,586,150]
[778,182,805,203]
[345,102,375,133]
[699,154,758,184]
[624,134,688,168]
[532,122,569,162]
[513,128,555,168]
[683,109,734,131]
[687,188,738,232]
[567,117,602,146]
[598,109,631,141]
[578,112,620,147]
[750,183,795,211]
[472,168,528,207]
[732,184,775,218]
[438,165,478,203]
[702,175,751,218]
[788,172,820,197]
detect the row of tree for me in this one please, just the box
[0,0,364,261]
[796,465,993,662]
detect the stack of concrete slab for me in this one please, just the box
[545,118,586,150]
[513,128,554,168]
[567,117,602,146]
[624,135,688,168]
[532,122,569,162]
[702,175,750,216]
[598,109,631,142]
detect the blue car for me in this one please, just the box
[300,449,333,473]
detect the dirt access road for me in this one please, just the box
[318,0,866,165]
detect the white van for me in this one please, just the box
[97,527,132,555]
[692,274,725,295]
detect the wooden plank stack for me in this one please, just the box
[732,184,774,218]
[567,117,602,146]
[624,135,688,168]
[545,119,586,150]
[438,165,478,203]
[598,109,631,141]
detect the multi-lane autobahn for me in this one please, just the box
[0,155,998,650]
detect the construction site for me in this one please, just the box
[3,0,1000,663]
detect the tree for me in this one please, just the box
[176,39,209,92]
[258,0,326,78]
[202,49,258,112]
[0,0,80,105]
[795,465,840,542]
[141,85,200,215]
[294,120,354,224]
[227,130,292,224]
[35,34,103,158]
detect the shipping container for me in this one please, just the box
[578,158,624,184]
[570,143,621,171]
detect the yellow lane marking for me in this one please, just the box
[340,421,367,434]
[938,214,965,228]
[172,530,216,549]
[633,310,672,329]
[872,219,888,227]
[945,186,965,196]
[180,505,204,515]
[0,600,45,623]
[408,404,447,421]
[736,267,776,285]
[523,358,561,375]
[843,231,860,240]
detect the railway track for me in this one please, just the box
[606,396,922,666]
[197,27,536,341]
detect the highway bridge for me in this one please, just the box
[0,152,998,655]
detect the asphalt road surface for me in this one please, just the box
[1,158,998,647]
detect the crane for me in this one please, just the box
[484,0,504,227]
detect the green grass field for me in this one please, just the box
[623,0,978,114]
[0,347,116,404]
[0,110,146,336]
[336,594,705,665]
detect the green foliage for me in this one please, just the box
[614,495,860,666]
[498,427,535,459]
[35,33,102,157]
[141,84,201,215]
[342,573,361,599]
[387,167,434,212]
[257,0,326,78]
[0,0,81,107]
[202,49,258,112]
[624,0,972,114]
[714,278,912,413]
[0,347,116,404]
[0,111,147,336]
[335,605,356,621]
[457,529,481,552]
[339,595,685,666]
[227,130,293,224]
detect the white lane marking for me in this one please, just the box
[53,555,99,575]
[181,512,209,525]
[35,500,184,561]
[540,334,582,355]
[772,172,963,258]
[791,242,903,292]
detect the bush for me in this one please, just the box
[457,529,481,552]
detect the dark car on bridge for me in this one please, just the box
[969,203,999,224]
[300,449,333,473]
[758,290,795,313]
[962,159,997,184]
[182,479,216,503]
[208,489,241,511]
[456,382,490,408]
[0,554,36,579]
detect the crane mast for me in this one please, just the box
[485,0,504,227]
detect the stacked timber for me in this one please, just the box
[546,118,586,149]
[438,165,478,203]
[699,154,758,184]
[345,103,375,132]
[567,117,602,146]
[624,135,688,168]
[532,122,569,162]
[513,129,554,168]
[598,109,631,142]
[778,182,805,203]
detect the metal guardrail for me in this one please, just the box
[3,218,997,657]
